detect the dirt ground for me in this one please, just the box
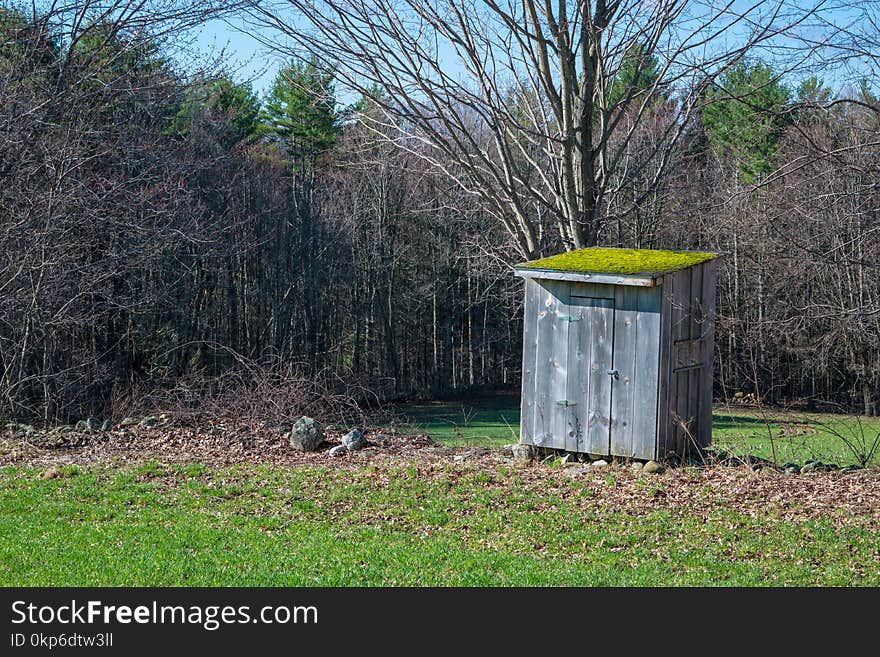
[3,422,880,527]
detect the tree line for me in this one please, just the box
[0,3,878,423]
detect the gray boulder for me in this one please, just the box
[643,460,665,474]
[329,444,348,457]
[138,416,159,429]
[512,444,535,462]
[119,417,139,428]
[341,427,367,451]
[289,417,324,452]
[100,419,112,432]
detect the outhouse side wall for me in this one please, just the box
[657,259,718,457]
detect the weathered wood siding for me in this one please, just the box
[656,261,716,458]
[609,285,661,459]
[519,258,717,459]
[697,259,718,448]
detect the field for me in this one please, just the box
[1,398,879,587]
[1,462,879,586]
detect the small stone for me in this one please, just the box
[119,417,139,428]
[800,462,817,474]
[590,459,609,468]
[643,460,665,474]
[512,444,535,462]
[841,464,861,472]
[41,467,61,480]
[784,466,800,475]
[374,434,392,447]
[139,416,159,428]
[630,461,644,472]
[100,419,112,432]
[75,420,88,431]
[289,416,324,452]
[782,462,799,472]
[341,427,367,451]
[500,444,516,455]
[563,466,591,478]
[85,417,101,431]
[329,444,348,457]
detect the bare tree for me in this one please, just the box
[243,0,836,258]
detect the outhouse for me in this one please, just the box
[514,247,719,460]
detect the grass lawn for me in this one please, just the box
[1,462,878,586]
[400,396,880,467]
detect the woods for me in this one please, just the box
[0,1,878,423]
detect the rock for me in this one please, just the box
[453,450,475,462]
[100,419,112,432]
[500,444,516,455]
[341,427,367,451]
[138,416,159,429]
[119,417,139,428]
[782,462,800,472]
[289,417,324,452]
[159,412,173,423]
[630,461,644,472]
[512,444,535,462]
[643,460,665,474]
[563,466,591,478]
[374,434,392,447]
[86,417,101,431]
[75,420,88,431]
[41,467,61,480]
[800,462,818,474]
[329,444,348,457]
[590,459,609,468]
[841,464,861,472]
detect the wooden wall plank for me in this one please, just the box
[686,263,704,453]
[610,286,638,457]
[656,273,674,460]
[531,280,569,449]
[549,285,572,451]
[564,287,590,453]
[586,297,613,454]
[632,287,662,460]
[518,278,539,445]
[698,260,719,448]
[670,270,691,456]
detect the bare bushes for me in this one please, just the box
[111,354,376,427]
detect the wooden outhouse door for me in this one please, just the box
[532,282,615,454]
[526,280,662,459]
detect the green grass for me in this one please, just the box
[1,463,877,586]
[401,397,880,466]
[398,395,521,447]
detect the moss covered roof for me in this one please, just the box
[517,247,716,276]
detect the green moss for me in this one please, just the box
[517,247,716,276]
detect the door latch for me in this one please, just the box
[555,400,578,407]
[607,369,620,380]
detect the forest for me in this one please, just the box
[1,1,878,424]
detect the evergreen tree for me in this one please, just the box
[701,61,792,183]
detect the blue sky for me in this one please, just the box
[190,18,283,95]
[189,3,875,99]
